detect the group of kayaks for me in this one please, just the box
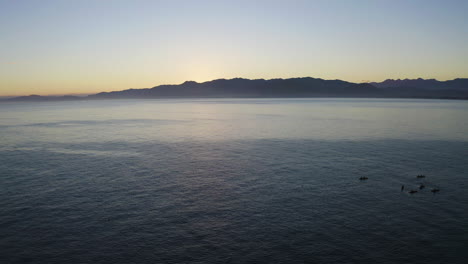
[359,174,441,194]
[403,175,440,194]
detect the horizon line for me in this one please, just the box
[2,76,467,97]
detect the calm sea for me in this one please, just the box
[1,98,467,263]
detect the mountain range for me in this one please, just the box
[5,77,468,101]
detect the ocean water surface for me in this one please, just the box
[1,98,467,263]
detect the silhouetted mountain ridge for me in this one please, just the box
[89,77,379,99]
[4,77,468,101]
[371,78,468,90]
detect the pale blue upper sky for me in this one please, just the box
[1,0,467,95]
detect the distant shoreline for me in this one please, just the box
[3,77,468,102]
[2,96,468,103]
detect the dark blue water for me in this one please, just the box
[1,99,467,263]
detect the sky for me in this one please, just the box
[1,0,467,96]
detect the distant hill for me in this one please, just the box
[6,95,82,102]
[4,77,468,102]
[369,78,468,99]
[88,77,382,99]
[370,78,468,90]
[88,77,468,100]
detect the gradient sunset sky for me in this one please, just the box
[1,0,467,96]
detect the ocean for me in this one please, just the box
[1,98,467,263]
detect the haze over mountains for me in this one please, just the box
[5,77,468,101]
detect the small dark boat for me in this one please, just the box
[416,175,426,178]
[359,177,368,180]
[408,190,418,194]
[419,184,425,190]
[431,188,440,193]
